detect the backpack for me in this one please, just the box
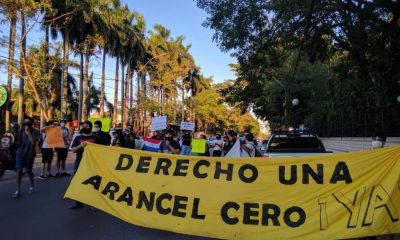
[252,143,262,157]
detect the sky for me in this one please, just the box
[127,0,236,82]
[0,0,236,103]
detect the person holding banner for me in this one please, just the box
[55,119,70,177]
[69,121,100,209]
[159,129,180,154]
[371,132,386,149]
[93,120,111,146]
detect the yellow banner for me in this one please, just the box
[64,144,400,240]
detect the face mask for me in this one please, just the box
[81,128,91,134]
[371,140,382,149]
[60,123,66,128]
[94,127,101,132]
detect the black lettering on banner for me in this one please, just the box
[193,160,210,179]
[333,187,366,228]
[136,156,152,173]
[154,158,172,175]
[172,195,188,218]
[283,206,306,228]
[238,164,258,183]
[101,181,120,200]
[116,187,133,206]
[362,185,399,226]
[303,164,323,184]
[243,203,259,225]
[156,193,172,215]
[173,160,189,176]
[279,165,297,185]
[330,162,352,184]
[191,198,206,219]
[221,202,240,225]
[261,204,281,226]
[136,191,156,211]
[318,198,329,230]
[82,175,102,190]
[116,154,133,170]
[214,162,233,181]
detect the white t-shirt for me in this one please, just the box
[240,143,255,157]
[212,139,224,151]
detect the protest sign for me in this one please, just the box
[65,144,400,240]
[44,126,65,148]
[151,116,167,131]
[191,139,206,153]
[180,122,195,131]
[88,118,112,132]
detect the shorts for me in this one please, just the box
[56,148,68,162]
[41,148,54,164]
[15,152,35,170]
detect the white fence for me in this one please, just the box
[321,137,400,152]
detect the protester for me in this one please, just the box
[39,120,55,179]
[152,131,163,140]
[198,134,210,156]
[93,120,111,146]
[12,119,40,198]
[124,131,137,149]
[180,131,192,155]
[371,132,386,149]
[222,130,237,155]
[55,119,70,177]
[159,129,180,154]
[69,121,100,209]
[111,129,124,147]
[210,134,224,157]
[240,133,256,157]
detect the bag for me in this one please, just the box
[252,143,262,157]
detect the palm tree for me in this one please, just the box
[0,1,18,129]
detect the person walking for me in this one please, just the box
[12,119,40,198]
[55,119,70,177]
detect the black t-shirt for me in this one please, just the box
[94,131,111,146]
[71,134,100,161]
[182,133,191,146]
[223,139,236,153]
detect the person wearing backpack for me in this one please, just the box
[240,133,260,158]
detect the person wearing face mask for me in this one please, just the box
[159,129,180,154]
[371,132,386,149]
[69,121,100,209]
[12,119,40,198]
[55,119,70,177]
[93,120,111,146]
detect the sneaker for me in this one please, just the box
[55,172,61,177]
[12,191,20,199]
[69,202,84,209]
[28,186,34,194]
[61,172,71,177]
[46,173,54,178]
[38,175,47,180]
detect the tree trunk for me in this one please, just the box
[140,73,147,135]
[181,87,185,122]
[82,47,89,121]
[18,12,26,126]
[124,64,131,126]
[112,56,119,128]
[120,62,125,127]
[6,15,16,130]
[61,27,69,120]
[41,25,50,126]
[100,49,106,117]
[78,52,84,125]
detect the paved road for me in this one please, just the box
[0,153,213,240]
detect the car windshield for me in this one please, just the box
[268,134,324,152]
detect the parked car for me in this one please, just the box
[263,131,332,157]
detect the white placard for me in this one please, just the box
[151,116,167,131]
[180,122,195,131]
